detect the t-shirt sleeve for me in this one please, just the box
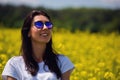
[2,57,19,80]
[58,55,74,74]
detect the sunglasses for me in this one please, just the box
[34,21,53,29]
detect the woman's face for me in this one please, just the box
[28,15,52,44]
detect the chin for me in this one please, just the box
[39,40,50,44]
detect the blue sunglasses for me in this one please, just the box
[34,21,53,29]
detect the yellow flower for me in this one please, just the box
[104,72,115,79]
[98,62,105,68]
[80,71,87,77]
[0,54,8,64]
[88,77,97,80]
[94,68,100,74]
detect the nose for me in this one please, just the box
[42,24,48,30]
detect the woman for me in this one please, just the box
[2,10,74,80]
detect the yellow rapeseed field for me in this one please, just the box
[0,28,120,80]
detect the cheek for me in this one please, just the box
[29,28,38,37]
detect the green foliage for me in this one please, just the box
[0,5,120,33]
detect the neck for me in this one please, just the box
[31,41,46,62]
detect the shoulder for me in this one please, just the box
[57,55,69,62]
[57,55,74,74]
[7,56,24,65]
[2,56,24,80]
[9,56,23,61]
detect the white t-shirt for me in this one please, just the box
[2,55,74,80]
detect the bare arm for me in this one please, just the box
[61,69,74,80]
[7,76,16,80]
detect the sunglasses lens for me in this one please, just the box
[34,21,53,29]
[45,22,53,29]
[34,21,43,29]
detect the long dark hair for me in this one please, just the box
[20,10,62,79]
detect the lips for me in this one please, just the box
[40,33,49,37]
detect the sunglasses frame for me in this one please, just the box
[34,21,53,29]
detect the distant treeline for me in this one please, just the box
[0,5,120,33]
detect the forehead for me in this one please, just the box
[33,15,49,22]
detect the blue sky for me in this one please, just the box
[0,0,120,9]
